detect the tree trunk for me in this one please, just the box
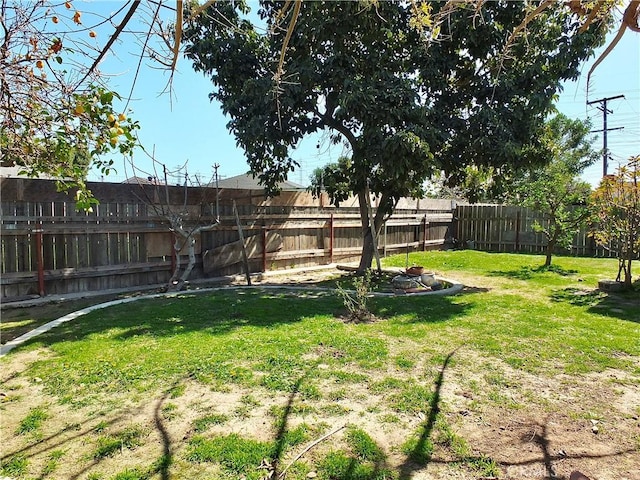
[168,233,194,292]
[167,220,198,292]
[169,234,182,285]
[356,190,393,272]
[544,250,553,267]
[179,237,197,284]
[357,190,374,272]
[624,228,635,287]
[543,221,561,267]
[545,239,556,267]
[358,230,376,271]
[624,254,633,288]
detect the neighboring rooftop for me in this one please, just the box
[0,166,56,180]
[214,173,304,190]
[121,176,161,185]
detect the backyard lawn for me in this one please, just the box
[1,251,638,480]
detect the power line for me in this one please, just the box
[587,95,625,177]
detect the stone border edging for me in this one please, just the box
[0,277,463,357]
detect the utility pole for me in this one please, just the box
[587,95,624,177]
[213,163,220,221]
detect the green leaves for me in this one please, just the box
[513,114,597,264]
[1,3,144,211]
[590,157,640,286]
[184,1,607,203]
[183,1,609,267]
[2,82,139,211]
[99,90,114,105]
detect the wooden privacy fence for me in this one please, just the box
[200,207,455,273]
[0,178,455,302]
[455,204,614,257]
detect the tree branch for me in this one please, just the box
[74,0,141,89]
[278,425,346,479]
[315,108,358,150]
[587,1,640,83]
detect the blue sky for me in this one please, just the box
[554,23,639,186]
[84,1,639,188]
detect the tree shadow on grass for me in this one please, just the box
[373,294,473,324]
[460,285,491,294]
[2,398,154,480]
[500,418,638,480]
[393,354,637,480]
[19,289,340,349]
[550,287,640,324]
[269,372,308,478]
[153,389,173,480]
[398,348,457,480]
[490,264,578,281]
[270,375,393,480]
[12,285,475,353]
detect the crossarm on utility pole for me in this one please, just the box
[587,95,625,177]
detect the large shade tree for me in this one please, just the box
[183,1,609,271]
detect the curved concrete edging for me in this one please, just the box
[0,277,463,357]
[0,290,216,357]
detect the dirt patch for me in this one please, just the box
[2,349,638,479]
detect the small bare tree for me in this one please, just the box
[127,155,220,291]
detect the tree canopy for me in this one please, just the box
[591,157,640,288]
[513,114,598,266]
[1,0,637,212]
[184,1,610,269]
[0,1,154,208]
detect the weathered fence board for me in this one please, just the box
[455,204,618,257]
[203,232,283,271]
[6,178,631,303]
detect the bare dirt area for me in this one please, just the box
[2,348,638,479]
[446,362,640,480]
[1,267,638,480]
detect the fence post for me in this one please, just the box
[262,226,268,272]
[515,210,521,253]
[422,215,427,251]
[233,200,252,286]
[455,206,461,248]
[383,220,387,257]
[34,224,45,297]
[329,213,334,264]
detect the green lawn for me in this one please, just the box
[1,251,638,480]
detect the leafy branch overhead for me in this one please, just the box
[0,1,150,209]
